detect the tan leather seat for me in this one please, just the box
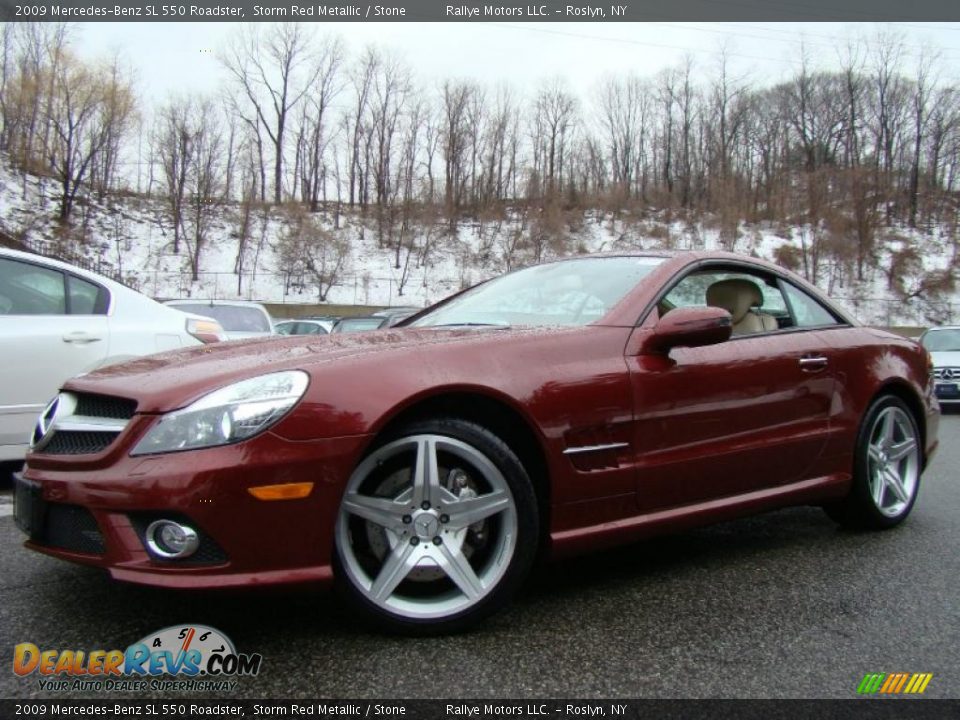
[706,279,778,335]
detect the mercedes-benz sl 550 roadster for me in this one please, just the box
[16,251,938,632]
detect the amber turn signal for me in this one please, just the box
[247,482,314,501]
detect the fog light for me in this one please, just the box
[145,520,200,559]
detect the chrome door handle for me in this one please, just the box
[799,356,828,371]
[62,332,103,344]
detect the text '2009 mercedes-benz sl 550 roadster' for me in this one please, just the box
[16,251,939,633]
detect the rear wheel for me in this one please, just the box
[334,418,538,634]
[824,395,922,529]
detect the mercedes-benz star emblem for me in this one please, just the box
[32,396,61,448]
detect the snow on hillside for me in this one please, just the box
[0,156,955,327]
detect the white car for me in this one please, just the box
[920,326,960,406]
[165,300,275,341]
[0,248,225,462]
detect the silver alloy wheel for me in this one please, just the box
[335,434,518,620]
[866,406,920,518]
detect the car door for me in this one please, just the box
[626,263,837,513]
[0,257,110,454]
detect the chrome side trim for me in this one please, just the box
[562,442,630,456]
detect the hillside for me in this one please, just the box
[0,155,955,327]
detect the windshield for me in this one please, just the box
[172,303,272,333]
[411,256,664,328]
[921,329,960,352]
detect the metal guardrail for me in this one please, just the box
[10,237,128,286]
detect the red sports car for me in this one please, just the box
[16,252,939,633]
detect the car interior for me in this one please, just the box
[657,268,797,335]
[705,278,779,335]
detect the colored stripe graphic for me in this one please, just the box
[857,673,885,694]
[858,673,933,695]
[913,674,933,694]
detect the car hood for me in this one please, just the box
[930,350,960,367]
[62,326,541,413]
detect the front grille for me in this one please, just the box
[42,504,105,555]
[43,431,118,455]
[31,391,136,456]
[74,394,137,419]
[129,514,228,566]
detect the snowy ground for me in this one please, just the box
[0,157,955,326]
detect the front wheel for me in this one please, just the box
[334,418,539,634]
[824,395,922,529]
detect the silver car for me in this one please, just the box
[166,300,275,341]
[920,326,960,406]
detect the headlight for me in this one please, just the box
[131,371,309,456]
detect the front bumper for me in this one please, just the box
[18,429,372,588]
[934,380,960,403]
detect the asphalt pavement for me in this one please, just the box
[1,417,958,700]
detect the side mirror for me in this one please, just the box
[640,306,732,355]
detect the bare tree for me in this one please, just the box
[155,95,223,277]
[532,78,578,197]
[47,52,134,222]
[871,31,908,221]
[4,23,70,173]
[181,99,223,282]
[90,52,137,197]
[296,34,344,211]
[346,47,378,206]
[596,74,648,200]
[221,23,326,204]
[0,23,14,151]
[155,97,193,253]
[908,49,936,227]
[441,79,473,218]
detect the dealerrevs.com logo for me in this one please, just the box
[13,625,263,692]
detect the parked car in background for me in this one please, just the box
[304,315,341,333]
[331,316,389,333]
[919,326,960,406]
[0,248,225,462]
[372,306,422,327]
[275,319,329,336]
[166,300,274,341]
[17,251,938,634]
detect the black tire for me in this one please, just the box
[333,417,539,635]
[823,395,922,530]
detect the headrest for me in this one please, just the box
[706,279,764,324]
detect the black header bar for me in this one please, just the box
[3,700,960,719]
[1,0,959,22]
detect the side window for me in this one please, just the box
[275,323,294,335]
[0,258,66,315]
[782,283,840,328]
[67,275,108,315]
[660,268,792,335]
